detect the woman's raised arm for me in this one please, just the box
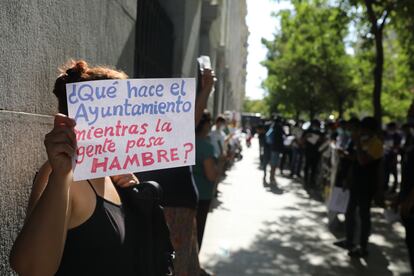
[10,114,76,275]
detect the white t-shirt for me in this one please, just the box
[209,127,226,158]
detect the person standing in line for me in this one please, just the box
[396,122,414,272]
[302,120,323,189]
[332,118,360,249]
[280,121,293,175]
[193,114,221,247]
[346,117,384,257]
[209,115,228,197]
[136,65,215,276]
[260,121,272,184]
[193,113,224,276]
[269,117,285,186]
[336,120,351,150]
[290,120,304,178]
[402,101,414,272]
[333,120,353,192]
[383,122,402,194]
[209,115,227,159]
[257,124,267,169]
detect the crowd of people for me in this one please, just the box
[193,111,244,271]
[255,103,414,272]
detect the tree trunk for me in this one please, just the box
[365,0,387,126]
[373,28,384,125]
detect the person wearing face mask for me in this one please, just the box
[302,119,324,188]
[209,115,228,159]
[332,118,360,249]
[334,119,359,191]
[289,120,304,178]
[346,117,384,258]
[336,120,351,150]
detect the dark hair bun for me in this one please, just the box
[54,59,128,115]
[66,60,88,79]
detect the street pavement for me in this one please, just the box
[199,138,412,276]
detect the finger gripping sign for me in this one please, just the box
[66,78,195,181]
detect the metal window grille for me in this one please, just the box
[135,0,174,78]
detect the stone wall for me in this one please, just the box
[0,0,137,273]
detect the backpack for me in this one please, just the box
[265,127,274,145]
[117,181,175,276]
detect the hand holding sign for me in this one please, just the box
[66,78,196,181]
[44,114,77,174]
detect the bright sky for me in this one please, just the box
[245,0,293,100]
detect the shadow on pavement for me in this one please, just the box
[210,197,228,212]
[262,181,284,195]
[203,178,411,276]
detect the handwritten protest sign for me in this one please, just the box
[66,78,195,181]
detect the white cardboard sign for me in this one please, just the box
[66,78,195,181]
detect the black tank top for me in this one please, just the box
[55,181,139,275]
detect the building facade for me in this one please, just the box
[0,1,138,273]
[159,0,248,117]
[202,0,249,117]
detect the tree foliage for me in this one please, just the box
[262,0,414,122]
[262,0,356,119]
[344,0,414,122]
[349,27,414,122]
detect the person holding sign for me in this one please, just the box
[10,61,145,275]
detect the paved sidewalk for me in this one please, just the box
[199,139,411,276]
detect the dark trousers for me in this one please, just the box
[280,149,291,173]
[196,199,211,250]
[384,153,398,191]
[262,149,271,176]
[345,190,374,249]
[259,142,265,168]
[290,147,303,176]
[259,146,264,168]
[304,153,319,187]
[403,215,414,273]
